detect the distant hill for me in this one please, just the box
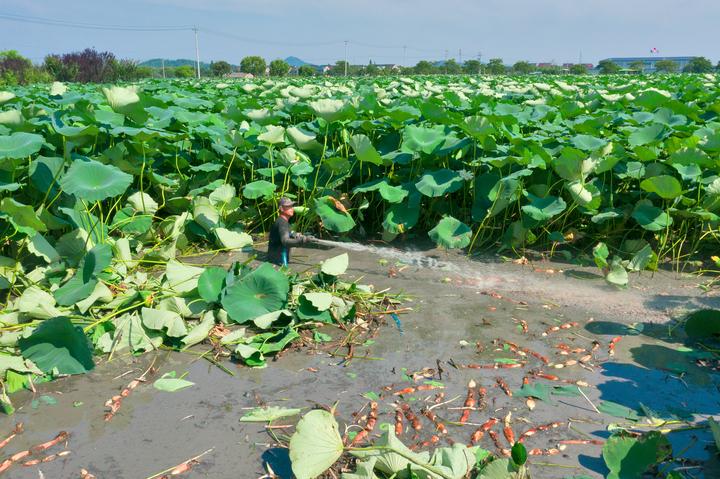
[285,56,309,67]
[140,58,214,69]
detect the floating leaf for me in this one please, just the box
[289,409,344,479]
[153,371,195,392]
[240,406,302,422]
[321,253,349,276]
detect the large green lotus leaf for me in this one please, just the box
[669,148,714,168]
[603,432,668,479]
[164,260,204,295]
[401,125,446,154]
[0,132,44,160]
[60,159,133,202]
[566,181,601,209]
[16,286,63,319]
[521,195,567,221]
[314,197,355,233]
[198,267,227,303]
[415,169,464,197]
[0,110,23,127]
[141,307,188,338]
[0,198,47,234]
[243,180,276,200]
[0,91,16,104]
[321,253,349,276]
[303,292,333,311]
[181,311,216,348]
[29,156,64,194]
[102,85,148,122]
[353,179,407,203]
[553,147,593,182]
[54,275,98,307]
[258,125,286,144]
[383,199,420,234]
[632,201,672,231]
[309,99,354,123]
[28,233,60,263]
[477,458,515,478]
[462,116,495,141]
[18,317,94,375]
[629,123,667,146]
[640,175,682,199]
[349,134,383,166]
[571,134,608,151]
[429,216,472,249]
[684,309,720,339]
[221,263,289,323]
[215,228,252,250]
[289,410,344,479]
[286,126,323,152]
[51,112,99,139]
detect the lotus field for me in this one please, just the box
[0,74,719,398]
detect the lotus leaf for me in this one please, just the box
[222,263,289,323]
[429,216,472,249]
[60,159,133,202]
[18,317,94,375]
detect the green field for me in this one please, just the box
[1,73,720,477]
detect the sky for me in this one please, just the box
[2,0,718,67]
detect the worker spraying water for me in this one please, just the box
[267,197,314,267]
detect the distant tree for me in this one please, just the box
[569,64,588,74]
[463,59,481,74]
[211,60,233,77]
[44,48,116,83]
[364,61,380,76]
[655,59,678,73]
[629,60,645,72]
[268,59,290,77]
[538,65,562,75]
[240,56,267,76]
[0,50,49,85]
[486,58,506,75]
[111,59,146,81]
[414,60,436,74]
[443,59,461,74]
[717,61,720,72]
[298,65,315,77]
[512,61,535,74]
[598,59,621,74]
[683,56,713,73]
[329,60,350,76]
[174,65,195,78]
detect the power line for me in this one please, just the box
[203,28,343,48]
[0,13,193,31]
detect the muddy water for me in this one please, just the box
[2,244,720,479]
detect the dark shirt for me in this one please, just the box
[267,217,303,265]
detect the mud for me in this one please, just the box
[1,244,719,479]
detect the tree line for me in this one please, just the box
[2,49,719,87]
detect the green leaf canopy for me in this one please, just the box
[429,216,472,249]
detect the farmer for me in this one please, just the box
[267,197,309,266]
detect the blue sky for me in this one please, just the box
[2,0,718,66]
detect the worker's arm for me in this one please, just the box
[279,220,306,246]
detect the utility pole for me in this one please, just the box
[161,58,166,78]
[444,49,448,73]
[344,40,349,76]
[193,26,200,79]
[459,48,462,64]
[579,50,583,65]
[477,52,482,74]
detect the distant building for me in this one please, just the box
[562,63,594,69]
[599,56,695,73]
